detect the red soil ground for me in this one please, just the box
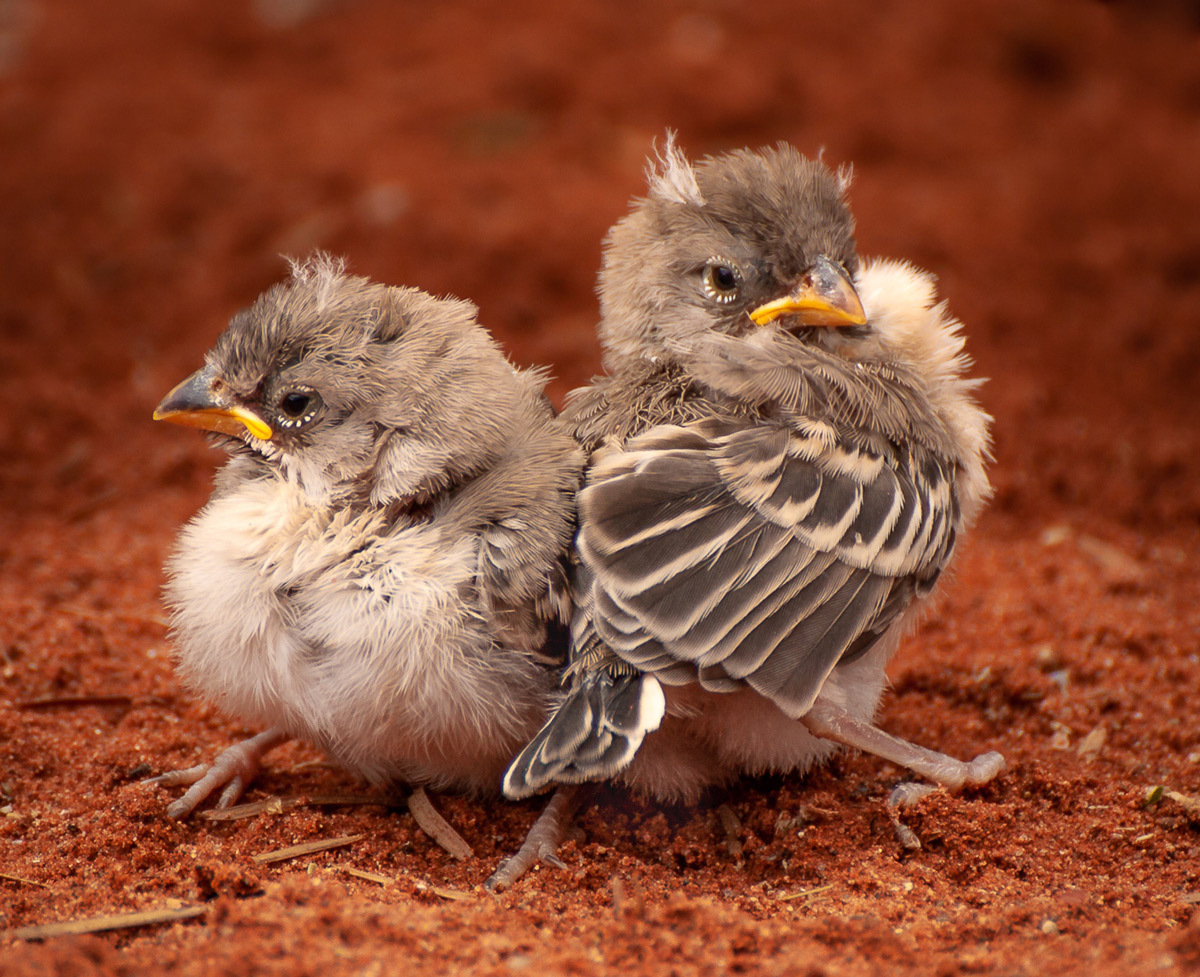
[2,1,1199,974]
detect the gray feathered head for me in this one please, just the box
[598,135,865,371]
[154,254,529,504]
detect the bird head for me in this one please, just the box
[597,135,866,371]
[154,254,525,505]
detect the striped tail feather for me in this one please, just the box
[502,671,666,799]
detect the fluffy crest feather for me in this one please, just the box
[836,163,854,193]
[646,131,705,207]
[285,252,349,312]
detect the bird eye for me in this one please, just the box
[276,388,322,428]
[280,392,310,416]
[702,261,742,304]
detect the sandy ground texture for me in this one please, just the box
[2,0,1200,974]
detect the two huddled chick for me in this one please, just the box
[153,140,1002,878]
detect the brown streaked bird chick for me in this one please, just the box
[149,254,581,824]
[499,138,1003,870]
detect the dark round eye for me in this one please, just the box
[702,261,742,303]
[280,392,311,417]
[275,388,322,428]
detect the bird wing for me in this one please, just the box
[501,414,958,799]
[455,424,583,664]
[579,415,958,718]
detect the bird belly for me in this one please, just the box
[165,477,553,794]
[164,482,312,735]
[619,689,839,804]
[619,628,902,803]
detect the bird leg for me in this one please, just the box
[144,728,290,818]
[800,700,1005,798]
[485,786,580,892]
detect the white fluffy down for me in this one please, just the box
[166,475,554,792]
[855,258,992,526]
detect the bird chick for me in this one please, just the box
[150,255,581,819]
[503,138,1003,817]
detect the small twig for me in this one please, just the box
[307,792,406,809]
[430,886,473,901]
[342,867,392,886]
[407,788,474,860]
[251,833,365,865]
[199,796,305,821]
[611,875,627,918]
[288,758,343,772]
[0,871,48,888]
[716,804,744,857]
[775,883,836,902]
[8,905,207,941]
[17,695,134,711]
[199,792,404,821]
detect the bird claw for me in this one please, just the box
[887,750,1006,807]
[884,749,1008,847]
[484,786,579,892]
[142,763,210,788]
[483,858,515,893]
[539,846,569,872]
[888,782,939,808]
[146,729,288,819]
[961,750,1006,786]
[482,847,567,893]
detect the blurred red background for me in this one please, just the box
[1,2,1198,974]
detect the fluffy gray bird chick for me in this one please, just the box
[503,138,1003,812]
[150,255,581,818]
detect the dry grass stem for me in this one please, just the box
[251,833,365,865]
[9,905,207,940]
[407,788,474,860]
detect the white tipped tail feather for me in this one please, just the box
[502,672,666,799]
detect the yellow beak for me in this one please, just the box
[749,255,867,329]
[152,365,273,441]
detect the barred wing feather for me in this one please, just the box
[579,417,956,718]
